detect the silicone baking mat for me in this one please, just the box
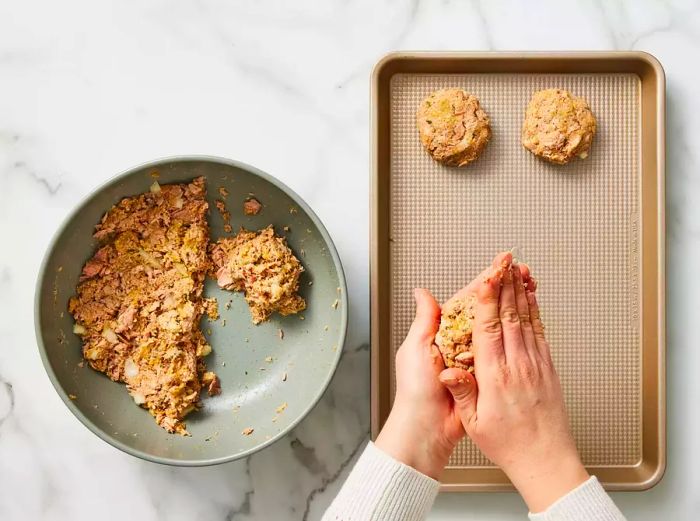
[371,53,665,491]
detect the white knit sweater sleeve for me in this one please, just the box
[323,443,627,521]
[528,476,627,521]
[322,441,440,521]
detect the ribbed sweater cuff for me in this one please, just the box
[322,441,439,521]
[529,476,626,521]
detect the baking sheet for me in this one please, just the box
[370,53,665,491]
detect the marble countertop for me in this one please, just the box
[0,1,697,519]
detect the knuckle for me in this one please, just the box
[538,353,554,371]
[519,313,531,324]
[494,364,512,386]
[517,362,539,384]
[479,318,502,335]
[501,308,520,324]
[532,320,545,336]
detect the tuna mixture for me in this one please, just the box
[211,226,306,324]
[435,295,476,372]
[68,177,220,435]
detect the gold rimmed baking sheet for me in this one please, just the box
[370,52,665,491]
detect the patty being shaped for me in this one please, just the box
[435,295,476,372]
[211,226,305,324]
[68,177,219,435]
[521,88,596,164]
[416,88,491,166]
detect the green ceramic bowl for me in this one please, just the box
[35,156,347,465]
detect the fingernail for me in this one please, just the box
[442,376,458,385]
[504,266,513,282]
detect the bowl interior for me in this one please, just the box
[35,157,346,464]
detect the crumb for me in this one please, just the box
[299,316,305,321]
[222,361,226,367]
[308,281,313,286]
[225,301,232,310]
[324,325,329,331]
[283,226,290,232]
[300,249,305,257]
[276,402,287,414]
[282,372,287,382]
[289,207,298,214]
[68,394,77,400]
[278,329,284,340]
[243,198,262,215]
[202,372,221,396]
[264,356,274,363]
[242,427,254,436]
[222,319,226,327]
[78,361,84,368]
[204,298,219,320]
[57,266,63,272]
[215,199,232,232]
[331,299,339,309]
[218,186,229,197]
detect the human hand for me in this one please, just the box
[439,252,589,512]
[375,288,465,480]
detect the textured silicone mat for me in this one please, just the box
[389,72,641,467]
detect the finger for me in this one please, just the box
[500,264,528,365]
[526,290,552,363]
[445,252,514,308]
[513,263,541,365]
[440,368,478,430]
[405,288,441,346]
[473,252,512,371]
[518,263,537,292]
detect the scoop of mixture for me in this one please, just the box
[68,177,220,435]
[211,226,305,324]
[435,295,476,372]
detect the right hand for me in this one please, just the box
[439,252,589,513]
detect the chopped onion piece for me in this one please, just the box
[132,392,146,405]
[124,358,139,378]
[150,181,161,193]
[73,323,86,335]
[102,327,118,344]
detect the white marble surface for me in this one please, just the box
[0,0,698,519]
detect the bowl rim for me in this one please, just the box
[34,154,348,466]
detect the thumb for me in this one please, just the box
[439,368,478,427]
[405,288,440,344]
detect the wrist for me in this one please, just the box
[375,406,453,480]
[505,450,589,513]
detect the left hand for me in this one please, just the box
[374,288,472,479]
